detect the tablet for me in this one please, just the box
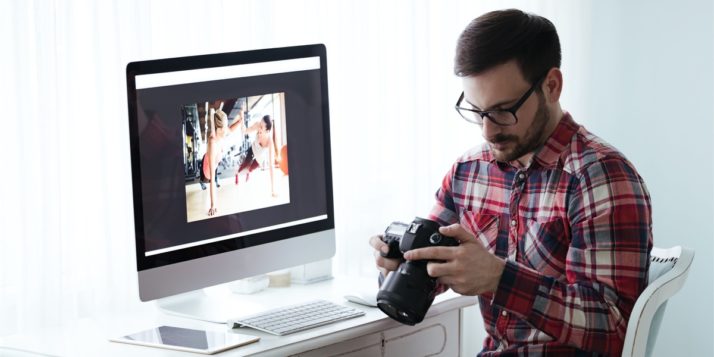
[110,325,259,354]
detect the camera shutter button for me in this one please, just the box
[429,233,442,244]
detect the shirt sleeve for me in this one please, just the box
[491,157,653,356]
[427,162,460,226]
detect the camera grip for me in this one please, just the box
[380,236,403,260]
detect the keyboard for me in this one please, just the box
[229,300,365,336]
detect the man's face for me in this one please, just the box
[461,60,550,163]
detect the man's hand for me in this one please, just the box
[403,224,506,296]
[369,235,401,277]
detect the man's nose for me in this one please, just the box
[481,116,500,141]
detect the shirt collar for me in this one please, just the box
[531,112,578,169]
[487,112,579,170]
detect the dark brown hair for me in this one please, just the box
[454,9,561,84]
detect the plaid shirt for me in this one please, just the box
[429,113,652,356]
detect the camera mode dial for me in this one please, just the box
[429,233,442,244]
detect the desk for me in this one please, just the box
[0,276,477,356]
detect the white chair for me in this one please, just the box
[621,246,694,357]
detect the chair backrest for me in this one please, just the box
[621,246,695,357]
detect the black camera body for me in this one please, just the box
[377,217,458,325]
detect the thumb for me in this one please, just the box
[438,223,474,243]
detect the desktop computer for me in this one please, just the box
[126,44,342,326]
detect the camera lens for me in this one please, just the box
[376,261,437,326]
[377,302,413,322]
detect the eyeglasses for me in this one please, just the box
[454,74,547,126]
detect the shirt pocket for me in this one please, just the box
[460,210,500,254]
[519,217,568,280]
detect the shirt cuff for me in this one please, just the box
[491,260,543,318]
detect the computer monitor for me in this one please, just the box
[126,44,335,322]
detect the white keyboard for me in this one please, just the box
[229,300,365,336]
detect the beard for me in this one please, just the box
[489,94,550,163]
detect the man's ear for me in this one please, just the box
[542,67,563,103]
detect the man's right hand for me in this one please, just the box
[369,234,401,277]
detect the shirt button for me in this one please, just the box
[502,310,508,317]
[518,173,525,179]
[510,219,517,227]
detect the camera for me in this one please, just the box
[377,217,458,325]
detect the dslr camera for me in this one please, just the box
[377,217,458,325]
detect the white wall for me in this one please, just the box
[581,2,713,356]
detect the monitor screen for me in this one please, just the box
[126,44,335,303]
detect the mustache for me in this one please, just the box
[486,134,517,143]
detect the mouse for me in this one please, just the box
[344,291,378,307]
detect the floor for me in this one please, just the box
[185,168,290,222]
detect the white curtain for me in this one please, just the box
[0,0,590,341]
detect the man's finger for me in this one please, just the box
[373,250,400,271]
[369,235,389,254]
[426,261,452,278]
[403,246,455,261]
[438,223,474,243]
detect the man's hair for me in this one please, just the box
[454,9,561,84]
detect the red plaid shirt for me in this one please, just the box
[429,113,652,356]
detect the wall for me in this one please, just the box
[582,1,713,355]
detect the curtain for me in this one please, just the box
[0,0,589,343]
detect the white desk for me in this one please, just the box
[0,276,477,357]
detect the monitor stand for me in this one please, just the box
[155,261,332,324]
[156,279,270,324]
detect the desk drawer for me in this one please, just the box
[291,332,382,357]
[383,309,460,357]
[291,309,460,357]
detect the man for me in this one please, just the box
[370,9,652,356]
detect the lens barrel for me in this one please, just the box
[376,261,437,325]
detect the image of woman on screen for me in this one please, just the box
[202,101,246,216]
[234,114,279,198]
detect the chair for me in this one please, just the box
[621,246,695,357]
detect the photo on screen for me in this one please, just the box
[182,93,289,222]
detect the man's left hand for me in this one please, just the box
[403,223,506,296]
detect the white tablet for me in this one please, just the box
[110,325,259,354]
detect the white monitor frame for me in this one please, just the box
[125,45,335,313]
